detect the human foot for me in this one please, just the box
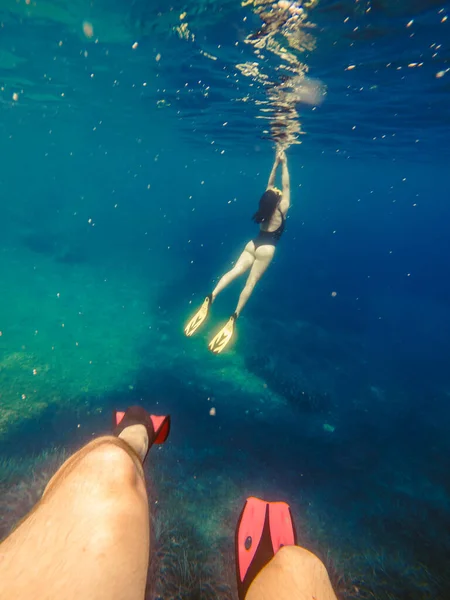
[113,406,171,463]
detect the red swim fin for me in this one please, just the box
[235,497,297,600]
[268,501,297,553]
[150,414,171,444]
[113,406,171,462]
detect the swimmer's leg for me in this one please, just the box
[208,245,274,353]
[245,546,338,600]
[212,241,256,301]
[187,242,255,339]
[0,408,167,600]
[235,244,275,317]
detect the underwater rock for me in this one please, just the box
[21,231,86,264]
[245,352,333,414]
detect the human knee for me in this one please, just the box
[244,277,258,292]
[78,439,141,494]
[233,264,247,278]
[273,545,327,574]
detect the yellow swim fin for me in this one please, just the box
[184,295,212,337]
[208,313,237,354]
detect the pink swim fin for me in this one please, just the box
[235,497,297,599]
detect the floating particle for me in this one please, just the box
[442,16,448,22]
[0,331,2,336]
[406,19,414,27]
[33,369,37,375]
[331,291,337,297]
[209,407,216,416]
[436,70,447,78]
[132,42,138,50]
[12,92,18,101]
[82,21,94,38]
[346,65,356,70]
[180,11,186,19]
[22,394,26,400]
[155,53,161,62]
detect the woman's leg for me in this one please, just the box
[0,433,150,600]
[235,244,275,316]
[212,242,255,300]
[185,241,257,338]
[245,545,337,600]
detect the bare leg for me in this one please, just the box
[235,245,275,317]
[212,242,255,300]
[246,546,338,600]
[0,432,150,600]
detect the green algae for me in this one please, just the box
[0,248,150,438]
[0,240,284,440]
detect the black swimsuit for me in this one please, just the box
[253,208,285,249]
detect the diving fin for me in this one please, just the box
[208,313,237,354]
[184,295,212,337]
[113,406,171,463]
[235,497,297,600]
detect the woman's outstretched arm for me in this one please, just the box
[279,151,290,210]
[267,153,280,188]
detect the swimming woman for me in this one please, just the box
[184,149,291,353]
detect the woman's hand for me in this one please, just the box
[277,149,287,163]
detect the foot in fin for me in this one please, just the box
[113,406,171,463]
[184,294,212,337]
[235,497,297,600]
[208,312,237,354]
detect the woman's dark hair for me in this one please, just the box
[252,189,281,223]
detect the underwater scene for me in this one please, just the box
[1,0,450,598]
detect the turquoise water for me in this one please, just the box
[1,0,450,598]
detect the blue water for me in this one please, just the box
[1,0,450,598]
